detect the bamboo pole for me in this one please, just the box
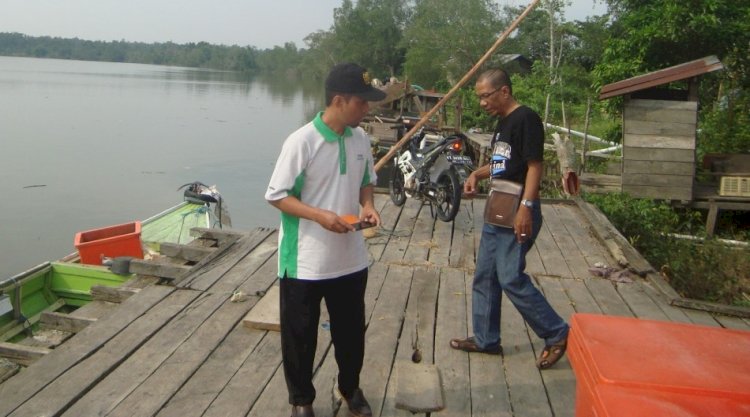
[374,0,541,172]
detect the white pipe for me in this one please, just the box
[665,233,750,248]
[545,123,617,146]
[588,145,622,155]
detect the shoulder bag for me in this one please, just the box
[483,178,523,228]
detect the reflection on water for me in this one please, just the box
[0,56,325,278]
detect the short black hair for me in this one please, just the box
[478,68,513,95]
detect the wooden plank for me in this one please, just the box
[381,267,439,417]
[210,232,278,293]
[8,288,194,417]
[0,298,66,343]
[616,282,670,321]
[394,362,444,412]
[534,276,576,417]
[243,285,280,331]
[243,363,294,417]
[363,198,404,262]
[342,265,414,417]
[129,259,192,280]
[671,298,750,319]
[70,299,118,319]
[189,227,244,244]
[427,212,453,268]
[544,205,593,280]
[0,342,50,367]
[623,160,695,175]
[448,200,475,269]
[90,284,139,303]
[559,278,603,314]
[622,173,693,187]
[434,267,472,416]
[159,242,216,262]
[624,146,694,162]
[39,311,96,333]
[57,290,220,417]
[106,289,267,417]
[201,332,284,417]
[499,296,552,417]
[626,99,698,111]
[155,326,269,417]
[624,105,697,124]
[584,279,634,317]
[553,204,615,268]
[0,357,19,384]
[180,227,274,290]
[381,198,422,264]
[713,315,750,331]
[533,212,573,278]
[0,284,174,417]
[624,133,695,150]
[623,120,696,137]
[622,184,693,201]
[402,202,435,266]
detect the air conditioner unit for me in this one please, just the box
[719,176,750,197]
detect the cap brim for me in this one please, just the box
[353,87,387,102]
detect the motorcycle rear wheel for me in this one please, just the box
[435,168,461,222]
[389,164,407,206]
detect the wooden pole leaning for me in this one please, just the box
[373,0,541,173]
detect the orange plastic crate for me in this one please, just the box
[569,313,750,417]
[74,221,144,265]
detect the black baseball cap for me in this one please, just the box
[325,63,386,102]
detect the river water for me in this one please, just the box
[0,56,326,278]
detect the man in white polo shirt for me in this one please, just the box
[265,63,385,417]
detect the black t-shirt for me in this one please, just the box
[489,105,544,184]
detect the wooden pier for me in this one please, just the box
[1,194,748,417]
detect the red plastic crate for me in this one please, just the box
[569,313,750,417]
[74,221,144,265]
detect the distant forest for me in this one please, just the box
[0,32,274,72]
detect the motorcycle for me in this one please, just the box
[388,125,474,222]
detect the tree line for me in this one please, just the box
[1,0,748,153]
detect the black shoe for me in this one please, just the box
[340,388,372,417]
[291,404,315,417]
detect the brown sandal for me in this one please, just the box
[536,339,567,369]
[449,336,502,355]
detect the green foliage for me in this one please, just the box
[401,0,501,88]
[584,192,749,305]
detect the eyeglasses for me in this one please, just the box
[478,86,502,100]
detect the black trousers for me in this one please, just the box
[280,268,368,406]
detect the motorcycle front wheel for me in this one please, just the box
[435,168,461,221]
[389,163,407,206]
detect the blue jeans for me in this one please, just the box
[472,203,568,349]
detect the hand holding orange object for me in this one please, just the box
[341,214,375,231]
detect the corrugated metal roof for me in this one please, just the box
[599,56,724,100]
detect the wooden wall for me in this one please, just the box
[622,98,697,200]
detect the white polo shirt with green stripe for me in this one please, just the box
[265,112,377,280]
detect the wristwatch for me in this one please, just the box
[521,199,534,208]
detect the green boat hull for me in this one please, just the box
[0,201,215,341]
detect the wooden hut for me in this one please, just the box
[599,56,724,201]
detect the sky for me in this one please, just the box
[0,0,608,50]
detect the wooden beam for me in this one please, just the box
[90,285,139,303]
[0,342,50,367]
[189,228,244,246]
[129,259,192,281]
[395,361,445,413]
[159,243,215,262]
[242,286,280,332]
[40,312,96,333]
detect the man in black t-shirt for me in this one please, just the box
[449,69,569,370]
